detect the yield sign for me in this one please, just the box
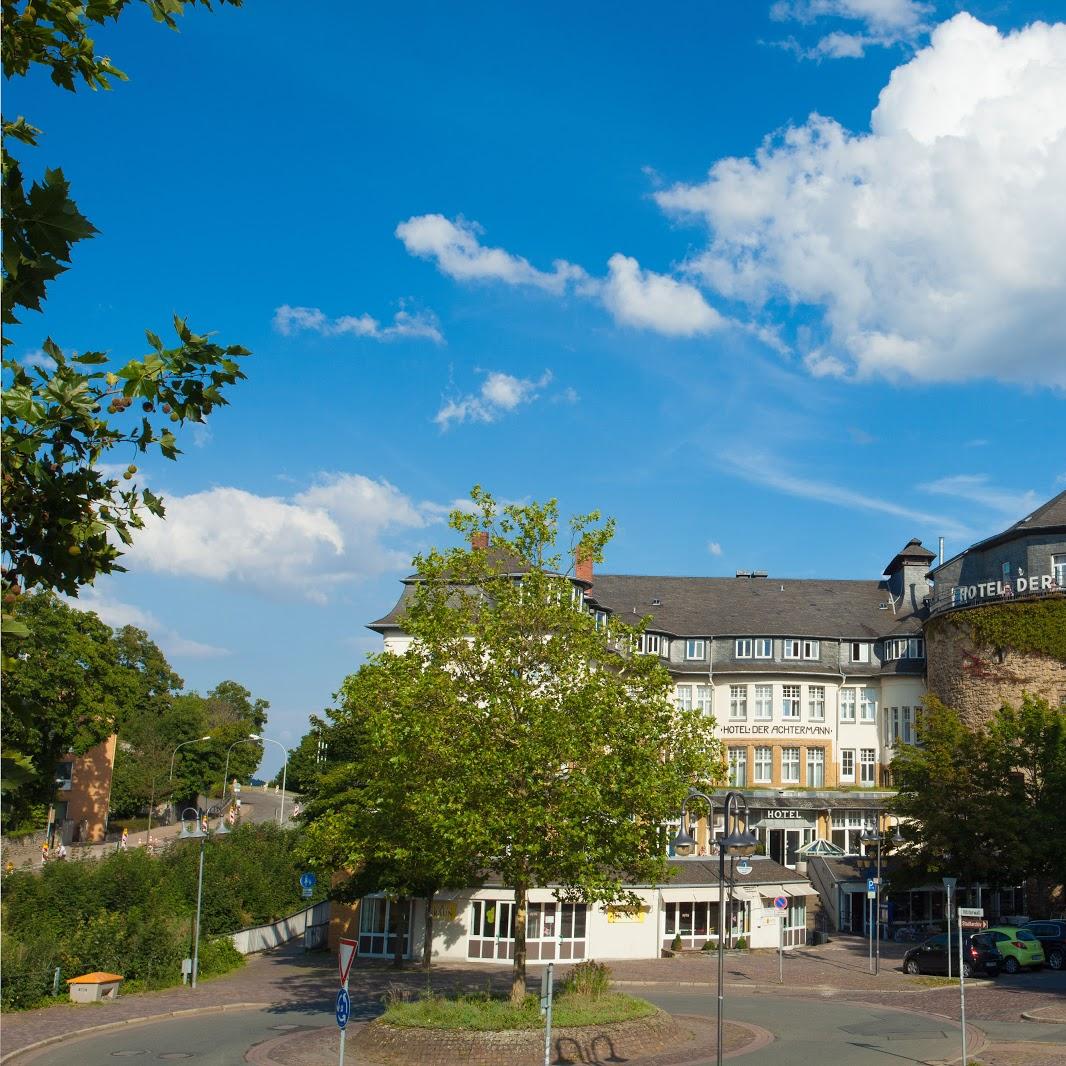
[338,937,357,986]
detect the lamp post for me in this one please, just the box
[860,822,904,976]
[158,737,212,842]
[178,805,230,989]
[222,736,260,806]
[672,788,758,1066]
[249,734,289,825]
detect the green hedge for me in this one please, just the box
[1,824,317,1010]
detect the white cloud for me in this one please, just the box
[601,254,723,337]
[918,474,1040,519]
[435,370,553,430]
[724,450,971,540]
[657,15,1066,386]
[273,304,443,344]
[21,348,57,371]
[395,215,586,293]
[124,474,437,602]
[771,0,932,57]
[707,541,723,556]
[71,588,229,659]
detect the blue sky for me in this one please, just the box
[8,0,1065,775]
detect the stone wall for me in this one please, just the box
[925,607,1066,728]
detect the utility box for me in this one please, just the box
[67,972,124,1002]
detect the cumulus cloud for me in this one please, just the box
[21,348,57,371]
[771,0,932,58]
[657,14,1066,386]
[72,588,229,659]
[707,541,723,556]
[124,474,438,602]
[602,254,723,336]
[918,474,1040,519]
[273,304,443,343]
[397,214,728,338]
[436,370,554,430]
[395,215,586,293]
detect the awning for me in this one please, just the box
[660,886,725,903]
[757,884,792,899]
[753,817,817,830]
[729,886,759,902]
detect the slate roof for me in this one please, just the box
[663,856,813,889]
[585,574,923,639]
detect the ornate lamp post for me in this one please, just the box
[859,822,904,976]
[672,788,759,1066]
[178,805,230,989]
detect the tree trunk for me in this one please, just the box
[422,891,435,969]
[510,885,527,1005]
[392,897,408,969]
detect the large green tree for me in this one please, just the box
[309,489,724,1000]
[892,695,1066,896]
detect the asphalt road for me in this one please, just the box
[20,984,1066,1066]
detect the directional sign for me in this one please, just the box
[300,872,317,890]
[335,987,351,1030]
[338,937,357,986]
[302,886,313,899]
[773,896,788,910]
[957,907,984,917]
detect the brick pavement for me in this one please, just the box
[975,1041,1066,1065]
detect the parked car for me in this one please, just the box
[985,926,1045,973]
[1022,920,1066,971]
[902,931,1001,978]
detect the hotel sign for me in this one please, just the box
[720,724,833,737]
[953,574,1055,604]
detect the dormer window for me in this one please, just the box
[685,639,705,660]
[641,633,661,655]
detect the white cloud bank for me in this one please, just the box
[656,14,1066,386]
[396,215,723,339]
[436,370,554,429]
[918,474,1041,520]
[273,304,443,343]
[771,0,932,58]
[124,474,441,602]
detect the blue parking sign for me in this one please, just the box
[336,987,351,1030]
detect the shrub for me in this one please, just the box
[562,959,611,999]
[734,936,748,950]
[701,940,715,951]
[671,934,683,952]
[198,937,244,979]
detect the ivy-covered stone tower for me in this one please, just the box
[924,492,1066,728]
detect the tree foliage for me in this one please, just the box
[892,695,1066,895]
[303,489,725,998]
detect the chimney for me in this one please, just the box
[471,531,489,550]
[575,549,593,586]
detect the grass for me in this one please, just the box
[381,990,658,1031]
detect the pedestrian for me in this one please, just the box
[120,827,129,851]
[292,802,301,819]
[56,842,67,860]
[40,841,49,864]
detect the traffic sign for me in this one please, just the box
[867,877,876,899]
[773,896,787,910]
[302,886,313,899]
[957,907,984,917]
[335,987,351,1030]
[300,871,317,890]
[338,937,357,985]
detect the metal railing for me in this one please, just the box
[925,583,1064,619]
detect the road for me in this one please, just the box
[17,985,1065,1065]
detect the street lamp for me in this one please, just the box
[221,736,260,807]
[860,822,905,976]
[178,805,230,989]
[155,737,212,843]
[672,788,758,1066]
[249,734,289,825]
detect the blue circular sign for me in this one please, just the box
[335,987,351,1030]
[300,872,317,889]
[773,895,788,910]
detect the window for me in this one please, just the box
[840,749,855,782]
[860,688,877,722]
[782,684,801,718]
[908,637,924,659]
[728,747,747,787]
[885,637,925,660]
[754,638,773,659]
[755,685,773,720]
[54,761,74,790]
[1054,554,1066,588]
[675,685,693,711]
[840,689,856,722]
[783,639,802,660]
[754,746,773,784]
[889,707,900,745]
[850,642,870,663]
[781,747,800,783]
[686,639,706,660]
[735,638,752,658]
[642,634,661,655]
[803,639,820,660]
[860,749,876,786]
[901,706,914,745]
[806,748,825,787]
[594,610,607,631]
[696,685,712,713]
[729,685,748,720]
[808,685,825,721]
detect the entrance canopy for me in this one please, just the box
[754,817,817,830]
[796,838,846,857]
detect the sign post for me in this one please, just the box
[957,908,983,1065]
[337,936,356,1066]
[866,878,876,974]
[540,963,555,1066]
[773,895,788,984]
[301,871,317,901]
[942,877,957,979]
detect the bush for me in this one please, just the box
[734,936,748,950]
[701,940,715,951]
[670,934,683,952]
[198,937,244,979]
[562,959,611,999]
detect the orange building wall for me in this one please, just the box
[56,735,117,843]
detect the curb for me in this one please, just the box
[1020,1007,1066,1024]
[0,1001,270,1064]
